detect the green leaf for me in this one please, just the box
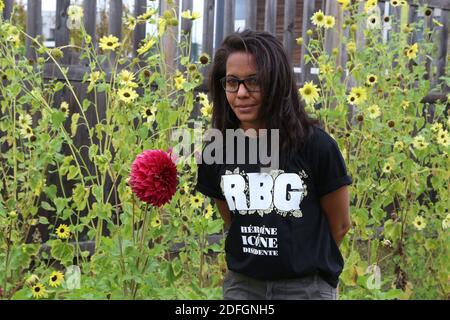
[39,216,49,224]
[50,239,75,264]
[71,113,80,137]
[92,185,103,202]
[67,165,79,180]
[41,201,55,212]
[51,110,66,127]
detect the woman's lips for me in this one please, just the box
[235,104,256,112]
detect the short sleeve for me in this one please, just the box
[195,159,225,201]
[310,128,353,198]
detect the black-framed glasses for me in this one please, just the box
[220,76,261,93]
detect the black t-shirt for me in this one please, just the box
[195,125,353,288]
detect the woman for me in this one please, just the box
[196,29,352,300]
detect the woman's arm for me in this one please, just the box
[319,185,351,247]
[213,198,232,231]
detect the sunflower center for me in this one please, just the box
[124,92,130,98]
[35,287,40,292]
[370,77,375,82]
[304,88,311,95]
[107,42,113,46]
[146,110,152,115]
[52,276,57,281]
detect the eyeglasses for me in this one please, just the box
[220,76,261,93]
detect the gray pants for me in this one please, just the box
[223,270,338,300]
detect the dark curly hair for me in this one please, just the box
[208,29,322,168]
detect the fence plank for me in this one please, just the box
[2,0,13,20]
[215,0,225,50]
[109,0,123,39]
[133,0,147,58]
[55,0,70,64]
[83,0,97,43]
[283,0,296,62]
[202,0,215,58]
[160,0,179,74]
[436,9,449,92]
[264,0,277,34]
[246,0,257,31]
[223,0,235,37]
[324,0,340,56]
[26,0,42,60]
[300,0,315,83]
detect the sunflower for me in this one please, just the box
[99,35,120,51]
[200,103,213,118]
[199,53,210,65]
[20,126,34,139]
[365,0,378,13]
[436,129,450,147]
[137,38,156,55]
[442,214,450,230]
[337,0,350,10]
[393,141,404,151]
[348,87,367,105]
[204,204,214,219]
[412,135,429,150]
[190,194,203,210]
[118,87,138,104]
[299,81,320,105]
[401,100,410,110]
[405,43,418,60]
[67,5,83,20]
[25,274,40,286]
[0,0,4,12]
[60,101,69,117]
[382,162,393,173]
[19,114,32,127]
[413,216,426,231]
[174,74,186,90]
[197,92,208,104]
[118,70,135,85]
[367,104,381,119]
[430,123,443,133]
[366,74,378,86]
[138,8,157,20]
[311,10,326,27]
[49,271,64,287]
[151,216,161,228]
[140,105,157,123]
[31,283,46,299]
[346,41,356,54]
[181,9,201,20]
[324,16,335,29]
[367,13,381,29]
[390,0,400,7]
[56,224,70,239]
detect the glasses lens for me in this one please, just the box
[224,78,238,92]
[244,78,259,91]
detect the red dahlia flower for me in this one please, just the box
[129,149,178,207]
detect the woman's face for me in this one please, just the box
[225,51,263,131]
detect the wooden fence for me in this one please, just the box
[1,0,449,99]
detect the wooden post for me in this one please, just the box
[109,0,122,39]
[264,0,277,34]
[55,0,71,64]
[436,9,449,92]
[161,0,179,74]
[355,0,366,50]
[324,0,340,57]
[215,0,225,50]
[133,0,147,58]
[223,0,235,37]
[2,0,13,20]
[423,7,433,83]
[178,0,193,70]
[202,0,215,58]
[26,0,42,61]
[283,0,296,62]
[83,0,97,42]
[246,0,257,31]
[300,0,315,84]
